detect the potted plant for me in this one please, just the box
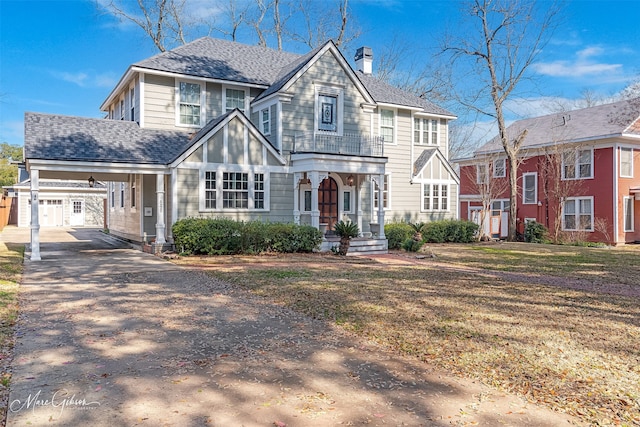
[333,220,360,255]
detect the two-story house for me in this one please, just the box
[24,37,458,259]
[456,99,640,245]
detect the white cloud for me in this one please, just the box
[48,70,116,89]
[533,46,622,77]
[0,120,26,145]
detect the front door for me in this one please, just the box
[70,199,85,226]
[319,177,339,230]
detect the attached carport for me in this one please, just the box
[24,112,193,260]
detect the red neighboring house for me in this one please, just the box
[456,98,640,245]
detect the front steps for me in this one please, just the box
[320,236,388,256]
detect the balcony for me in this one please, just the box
[293,132,384,157]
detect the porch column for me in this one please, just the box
[377,173,386,238]
[29,169,41,261]
[309,171,321,229]
[356,176,363,236]
[155,174,166,244]
[293,173,301,225]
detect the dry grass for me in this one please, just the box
[175,242,640,426]
[0,241,23,426]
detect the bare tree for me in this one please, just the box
[442,0,561,241]
[288,0,360,50]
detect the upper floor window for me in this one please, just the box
[179,82,201,126]
[493,158,506,178]
[620,147,633,177]
[318,94,338,132]
[476,164,488,184]
[119,99,125,120]
[563,197,593,231]
[562,149,593,179]
[522,172,537,204]
[261,108,271,135]
[129,87,135,122]
[423,183,448,211]
[414,118,439,145]
[380,109,395,144]
[225,88,245,112]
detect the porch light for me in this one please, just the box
[347,175,354,186]
[88,176,95,188]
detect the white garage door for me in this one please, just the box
[39,199,63,227]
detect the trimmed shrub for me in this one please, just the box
[524,220,547,243]
[172,218,322,255]
[385,222,413,249]
[402,237,423,252]
[422,220,478,244]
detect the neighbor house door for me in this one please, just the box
[70,199,85,226]
[319,177,339,230]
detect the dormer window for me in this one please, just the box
[178,82,202,126]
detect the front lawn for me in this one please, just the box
[175,243,640,426]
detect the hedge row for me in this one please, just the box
[384,220,479,250]
[172,218,323,255]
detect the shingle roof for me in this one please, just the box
[356,72,455,117]
[25,112,192,164]
[413,148,437,177]
[135,37,300,86]
[476,98,640,154]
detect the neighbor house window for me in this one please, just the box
[179,82,201,125]
[225,88,245,112]
[380,109,395,144]
[624,196,634,232]
[261,108,271,135]
[254,173,265,209]
[563,197,593,231]
[119,182,125,208]
[522,172,537,204]
[563,149,593,179]
[223,172,249,208]
[205,172,216,209]
[620,147,633,177]
[130,176,136,209]
[423,183,449,211]
[129,87,135,121]
[493,158,506,178]
[373,175,389,209]
[476,164,488,184]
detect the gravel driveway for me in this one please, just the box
[4,228,579,426]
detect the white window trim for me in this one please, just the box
[522,172,538,204]
[379,108,396,145]
[620,147,634,178]
[314,84,344,136]
[261,107,271,135]
[421,182,450,212]
[623,196,634,232]
[372,174,391,211]
[175,78,206,128]
[342,189,354,214]
[199,167,269,212]
[562,196,594,232]
[413,116,440,145]
[493,158,506,178]
[562,148,594,180]
[222,84,248,113]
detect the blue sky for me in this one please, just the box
[1,0,639,148]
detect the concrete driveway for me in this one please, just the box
[3,227,579,426]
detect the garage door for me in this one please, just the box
[39,199,63,227]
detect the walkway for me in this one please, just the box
[3,227,579,426]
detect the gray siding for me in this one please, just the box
[143,74,176,130]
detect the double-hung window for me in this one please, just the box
[254,174,265,209]
[563,197,593,231]
[423,183,448,211]
[624,197,634,232]
[493,159,506,178]
[413,118,439,144]
[620,147,633,177]
[373,175,389,209]
[563,149,593,179]
[179,82,201,126]
[522,172,537,204]
[225,88,245,112]
[261,108,271,135]
[203,171,267,211]
[205,172,216,209]
[380,109,395,144]
[223,172,248,208]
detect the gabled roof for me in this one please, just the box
[25,112,192,165]
[413,147,460,184]
[134,37,300,86]
[476,98,640,155]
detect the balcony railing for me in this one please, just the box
[293,132,384,157]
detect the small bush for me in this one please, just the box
[422,220,478,243]
[385,223,413,249]
[172,218,322,255]
[402,238,423,252]
[524,220,547,243]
